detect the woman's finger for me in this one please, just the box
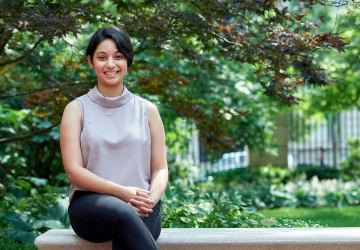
[136,190,151,198]
[136,188,151,196]
[132,195,155,206]
[135,192,155,203]
[129,203,149,217]
[130,199,153,212]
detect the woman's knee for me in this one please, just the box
[113,203,142,224]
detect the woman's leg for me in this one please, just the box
[68,191,159,250]
[143,200,162,240]
[112,201,162,249]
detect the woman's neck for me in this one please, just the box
[97,83,124,97]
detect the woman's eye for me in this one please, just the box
[115,55,123,59]
[98,56,106,60]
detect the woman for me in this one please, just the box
[60,26,168,250]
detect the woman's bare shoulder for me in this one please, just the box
[62,100,81,121]
[145,99,158,112]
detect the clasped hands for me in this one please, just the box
[125,187,155,217]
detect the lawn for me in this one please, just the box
[259,206,360,227]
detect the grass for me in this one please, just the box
[259,206,360,227]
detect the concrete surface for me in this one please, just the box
[34,227,360,250]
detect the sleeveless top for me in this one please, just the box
[69,86,151,201]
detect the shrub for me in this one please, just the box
[162,180,271,228]
[273,218,325,228]
[161,180,324,228]
[0,232,37,250]
[341,138,360,181]
[0,174,70,243]
[167,158,194,183]
[291,166,341,181]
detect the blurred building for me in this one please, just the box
[187,108,360,179]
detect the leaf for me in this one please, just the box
[30,177,48,187]
[5,212,34,231]
[261,217,277,227]
[253,211,265,218]
[170,221,180,228]
[48,198,70,227]
[215,212,226,219]
[164,183,172,199]
[3,228,37,243]
[32,219,65,229]
[117,2,130,11]
[228,204,239,210]
[14,179,32,191]
[243,207,254,213]
[245,219,258,225]
[180,216,192,223]
[179,189,195,196]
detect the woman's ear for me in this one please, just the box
[87,55,94,69]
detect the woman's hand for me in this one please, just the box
[120,187,155,217]
[128,190,156,217]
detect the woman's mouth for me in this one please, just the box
[104,71,119,75]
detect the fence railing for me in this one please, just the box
[189,151,248,181]
[288,108,360,168]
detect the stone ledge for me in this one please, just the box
[34,227,360,250]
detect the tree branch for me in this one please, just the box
[0,87,51,99]
[0,121,60,143]
[0,81,92,99]
[0,27,13,56]
[0,37,44,67]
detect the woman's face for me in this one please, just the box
[88,39,128,88]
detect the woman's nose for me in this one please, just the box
[106,58,115,68]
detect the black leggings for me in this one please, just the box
[68,191,161,250]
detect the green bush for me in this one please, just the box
[163,182,263,228]
[291,166,341,181]
[0,232,36,250]
[0,160,346,246]
[0,174,70,243]
[341,138,360,181]
[161,180,324,228]
[162,180,275,228]
[167,158,194,183]
[199,163,360,209]
[272,218,324,228]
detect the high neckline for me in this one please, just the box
[87,86,133,108]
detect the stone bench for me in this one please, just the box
[34,227,360,250]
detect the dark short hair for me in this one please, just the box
[86,26,134,68]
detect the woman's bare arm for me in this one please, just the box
[60,100,148,203]
[147,101,168,203]
[129,101,168,215]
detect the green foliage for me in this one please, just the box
[0,174,70,243]
[1,0,358,155]
[0,104,63,182]
[292,166,341,181]
[294,7,360,117]
[272,218,324,228]
[161,179,329,229]
[261,206,360,227]
[341,138,360,180]
[205,164,344,190]
[167,158,194,183]
[162,180,271,228]
[200,164,360,209]
[0,232,36,250]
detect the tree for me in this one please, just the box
[283,4,360,168]
[0,0,358,178]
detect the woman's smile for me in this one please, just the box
[88,39,128,95]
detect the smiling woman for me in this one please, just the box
[59,27,168,250]
[88,40,128,96]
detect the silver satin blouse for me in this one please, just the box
[69,86,151,201]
